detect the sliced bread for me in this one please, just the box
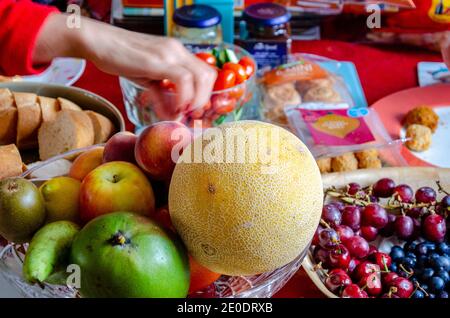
[85,111,116,144]
[0,88,14,109]
[0,107,17,145]
[38,110,94,161]
[58,97,82,111]
[38,96,60,122]
[0,144,23,180]
[14,92,42,149]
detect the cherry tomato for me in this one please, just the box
[213,69,236,91]
[222,62,247,84]
[238,56,256,78]
[195,52,217,67]
[212,94,237,114]
[229,85,246,100]
[159,79,176,92]
[189,107,205,120]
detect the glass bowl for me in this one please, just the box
[120,43,260,130]
[0,147,308,298]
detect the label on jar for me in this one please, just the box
[183,43,217,53]
[239,39,289,70]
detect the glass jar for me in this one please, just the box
[238,3,292,70]
[172,4,223,51]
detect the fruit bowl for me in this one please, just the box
[120,43,260,130]
[302,167,450,298]
[0,147,307,298]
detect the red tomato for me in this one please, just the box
[229,85,246,100]
[238,56,256,78]
[222,62,247,84]
[213,70,236,91]
[212,94,237,114]
[159,79,176,92]
[195,52,217,67]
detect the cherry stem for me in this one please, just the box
[320,219,331,229]
[399,264,414,277]
[436,180,450,195]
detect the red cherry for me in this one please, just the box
[373,252,392,271]
[322,204,342,227]
[312,246,331,269]
[348,258,360,273]
[362,204,388,229]
[360,226,378,242]
[422,213,446,242]
[381,293,400,298]
[312,227,322,246]
[352,261,380,282]
[390,277,414,298]
[344,236,370,259]
[358,273,382,296]
[342,206,361,231]
[329,244,351,269]
[381,272,399,287]
[335,225,354,244]
[341,284,368,298]
[368,245,378,257]
[325,269,352,292]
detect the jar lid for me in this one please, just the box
[173,4,222,29]
[243,3,291,27]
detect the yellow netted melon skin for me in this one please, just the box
[169,121,323,276]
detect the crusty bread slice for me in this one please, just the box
[0,144,23,180]
[38,96,60,122]
[0,107,17,145]
[0,88,14,109]
[38,110,94,161]
[14,92,42,149]
[84,111,116,144]
[58,97,82,111]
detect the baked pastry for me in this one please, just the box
[316,157,332,174]
[38,110,94,160]
[14,92,42,149]
[0,144,23,179]
[331,153,358,172]
[58,97,82,111]
[264,82,301,126]
[38,96,60,122]
[404,106,439,133]
[405,124,432,152]
[85,110,116,144]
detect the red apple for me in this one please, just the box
[79,161,155,223]
[103,132,137,164]
[135,121,192,181]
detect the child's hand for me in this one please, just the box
[442,33,450,69]
[34,14,217,113]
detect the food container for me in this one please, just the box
[120,43,259,130]
[0,147,308,298]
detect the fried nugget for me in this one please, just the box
[354,148,379,162]
[404,106,439,133]
[316,157,332,174]
[331,153,358,172]
[405,124,432,152]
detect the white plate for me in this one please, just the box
[21,58,86,86]
[400,106,450,168]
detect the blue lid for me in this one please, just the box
[173,4,222,29]
[243,3,291,27]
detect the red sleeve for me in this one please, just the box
[0,0,59,76]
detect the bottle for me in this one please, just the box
[238,3,292,70]
[172,4,223,52]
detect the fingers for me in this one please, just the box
[442,34,450,69]
[183,56,217,110]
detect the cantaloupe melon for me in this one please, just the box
[169,121,323,276]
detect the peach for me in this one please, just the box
[135,121,192,181]
[103,131,137,164]
[69,147,104,181]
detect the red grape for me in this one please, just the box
[406,207,424,218]
[335,225,354,244]
[347,182,362,195]
[321,204,342,227]
[394,215,414,239]
[422,214,446,242]
[360,226,378,242]
[329,244,351,269]
[372,178,395,198]
[415,186,437,204]
[393,184,414,203]
[342,206,361,231]
[331,201,346,212]
[344,236,370,259]
[318,228,340,250]
[362,204,388,229]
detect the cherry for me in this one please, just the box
[381,293,400,298]
[390,277,414,298]
[342,206,361,231]
[360,226,378,242]
[372,178,395,198]
[415,186,437,204]
[352,261,380,281]
[394,215,414,239]
[379,213,396,237]
[348,258,360,273]
[325,269,352,292]
[312,246,331,269]
[422,214,446,242]
[345,236,370,259]
[329,244,351,269]
[358,273,382,296]
[321,204,342,227]
[393,184,414,203]
[318,228,341,250]
[341,284,368,298]
[312,227,322,246]
[347,182,362,195]
[368,245,378,257]
[382,272,399,287]
[362,204,388,229]
[335,225,354,244]
[373,252,392,271]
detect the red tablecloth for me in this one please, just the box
[73,40,443,298]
